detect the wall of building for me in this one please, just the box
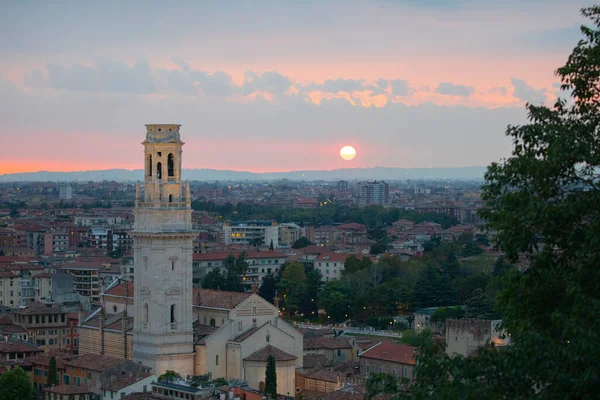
[360,357,414,380]
[243,360,296,397]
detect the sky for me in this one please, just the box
[0,0,595,174]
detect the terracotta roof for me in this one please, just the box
[359,340,417,365]
[232,326,261,343]
[24,351,76,369]
[123,393,163,400]
[0,270,18,278]
[101,372,153,391]
[0,341,42,354]
[66,353,125,371]
[193,251,287,261]
[305,368,340,383]
[44,385,93,395]
[315,252,351,263]
[303,354,332,369]
[244,345,297,362]
[0,314,13,325]
[14,302,66,315]
[59,261,106,270]
[194,288,252,310]
[105,281,134,298]
[304,337,352,350]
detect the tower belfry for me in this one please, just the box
[132,124,195,376]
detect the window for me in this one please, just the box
[88,372,92,379]
[238,321,242,331]
[144,304,149,323]
[216,355,219,366]
[210,318,215,327]
[143,385,147,392]
[337,349,341,357]
[157,162,162,180]
[170,304,176,323]
[148,155,153,177]
[171,261,175,271]
[113,305,117,313]
[169,194,173,203]
[167,153,174,177]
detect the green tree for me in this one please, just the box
[158,370,182,383]
[277,262,306,316]
[249,237,263,248]
[0,366,34,400]
[258,275,277,304]
[47,356,58,387]
[223,253,248,292]
[412,265,458,310]
[269,239,274,251]
[201,269,227,290]
[299,269,323,317]
[292,236,312,249]
[265,355,277,399]
[320,280,355,322]
[464,288,497,320]
[401,8,600,399]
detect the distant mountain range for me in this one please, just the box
[0,166,488,182]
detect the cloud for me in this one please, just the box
[243,70,292,97]
[510,77,547,104]
[435,82,475,97]
[309,78,366,93]
[26,60,156,94]
[390,79,409,96]
[488,86,507,96]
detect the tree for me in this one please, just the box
[277,262,306,316]
[370,242,387,255]
[47,356,58,387]
[158,370,182,383]
[0,366,34,400]
[249,237,263,248]
[412,265,458,310]
[201,269,227,290]
[265,355,277,399]
[299,270,323,317]
[464,288,497,320]
[269,239,274,251]
[403,8,600,399]
[0,249,4,256]
[223,253,248,292]
[292,237,312,249]
[258,275,277,304]
[110,244,124,259]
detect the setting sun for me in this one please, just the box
[340,145,357,161]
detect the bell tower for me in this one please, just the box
[132,124,195,376]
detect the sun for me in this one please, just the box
[340,145,357,161]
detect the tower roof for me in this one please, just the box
[144,124,182,143]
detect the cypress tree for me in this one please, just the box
[265,354,277,399]
[47,356,58,386]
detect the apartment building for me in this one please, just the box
[278,222,303,247]
[0,268,51,307]
[58,262,104,303]
[356,181,389,205]
[222,220,279,247]
[43,231,70,255]
[192,251,287,287]
[13,302,69,350]
[314,252,350,281]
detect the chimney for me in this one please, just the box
[251,282,258,294]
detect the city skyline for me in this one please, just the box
[1,0,594,174]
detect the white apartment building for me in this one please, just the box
[223,220,279,247]
[356,181,389,205]
[278,223,303,247]
[59,184,73,200]
[192,251,287,287]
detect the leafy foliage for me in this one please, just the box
[47,356,58,387]
[291,237,312,249]
[0,367,34,400]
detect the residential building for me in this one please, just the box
[337,180,349,192]
[101,373,156,400]
[59,184,73,200]
[0,228,15,249]
[59,262,104,303]
[278,223,302,248]
[192,251,287,287]
[222,220,279,247]
[13,302,69,350]
[356,181,389,205]
[314,253,350,281]
[359,340,417,380]
[303,337,354,363]
[0,340,42,361]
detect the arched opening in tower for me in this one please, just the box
[168,153,174,177]
[169,194,173,203]
[148,155,153,177]
[157,162,162,180]
[170,304,176,323]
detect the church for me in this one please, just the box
[78,124,303,395]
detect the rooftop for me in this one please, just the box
[244,345,297,362]
[359,340,417,365]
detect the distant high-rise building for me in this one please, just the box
[356,181,389,205]
[337,180,349,191]
[59,184,72,199]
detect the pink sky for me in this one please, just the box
[0,1,593,175]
